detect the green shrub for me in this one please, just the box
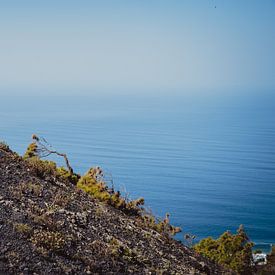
[22,139,181,237]
[77,167,181,236]
[23,142,38,159]
[56,166,80,185]
[194,225,254,274]
[108,237,137,262]
[139,213,181,236]
[23,141,79,184]
[26,157,57,178]
[77,167,144,215]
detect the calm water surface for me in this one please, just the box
[1,92,275,251]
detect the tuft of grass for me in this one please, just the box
[31,229,66,252]
[13,223,32,236]
[108,237,137,263]
[30,212,58,230]
[15,182,43,197]
[51,190,73,208]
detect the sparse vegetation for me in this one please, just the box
[51,189,73,208]
[25,134,74,175]
[9,181,43,200]
[194,225,254,274]
[138,213,182,237]
[26,157,57,178]
[23,142,38,159]
[0,141,10,151]
[108,237,138,263]
[56,166,80,185]
[31,229,66,252]
[24,135,80,184]
[23,136,182,236]
[0,138,237,274]
[77,166,145,216]
[13,223,32,236]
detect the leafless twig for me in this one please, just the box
[32,134,74,175]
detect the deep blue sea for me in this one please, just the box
[1,92,275,252]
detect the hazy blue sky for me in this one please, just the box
[0,1,274,95]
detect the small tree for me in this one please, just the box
[194,225,254,274]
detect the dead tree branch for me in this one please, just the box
[32,134,74,175]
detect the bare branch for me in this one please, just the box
[32,134,74,175]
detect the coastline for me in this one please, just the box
[253,243,273,254]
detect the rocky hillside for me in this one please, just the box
[0,143,232,274]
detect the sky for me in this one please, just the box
[0,0,274,95]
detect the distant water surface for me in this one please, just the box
[1,92,275,251]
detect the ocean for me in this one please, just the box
[1,91,275,252]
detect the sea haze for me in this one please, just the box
[1,91,275,250]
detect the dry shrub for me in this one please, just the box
[77,167,144,215]
[23,142,38,159]
[138,213,181,237]
[13,223,32,236]
[26,157,57,178]
[31,229,66,252]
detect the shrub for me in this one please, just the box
[139,213,181,236]
[77,167,144,215]
[56,167,80,185]
[108,237,137,263]
[31,229,65,252]
[16,182,43,197]
[23,142,38,159]
[26,157,57,178]
[0,141,10,151]
[77,167,181,235]
[51,190,73,208]
[23,140,80,185]
[13,223,32,236]
[194,225,254,274]
[22,138,182,238]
